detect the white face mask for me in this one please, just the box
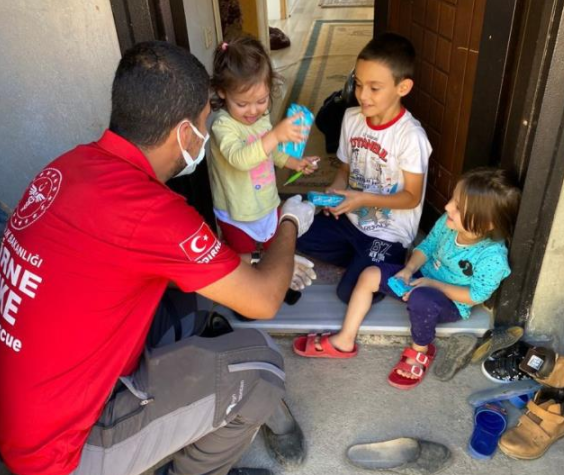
[174,120,209,177]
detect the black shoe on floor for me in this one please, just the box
[228,469,273,475]
[269,26,291,50]
[262,401,306,467]
[482,341,533,384]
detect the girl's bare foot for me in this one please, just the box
[396,344,428,379]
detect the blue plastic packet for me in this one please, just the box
[307,191,345,207]
[387,276,413,297]
[278,103,314,159]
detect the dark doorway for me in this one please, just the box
[109,0,216,230]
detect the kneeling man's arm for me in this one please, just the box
[198,196,314,319]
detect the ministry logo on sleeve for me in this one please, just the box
[11,168,63,230]
[180,223,222,263]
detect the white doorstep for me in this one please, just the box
[198,284,492,336]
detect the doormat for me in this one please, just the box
[319,0,374,7]
[277,20,373,195]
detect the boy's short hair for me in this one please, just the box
[358,32,416,84]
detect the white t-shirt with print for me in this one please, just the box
[337,107,432,248]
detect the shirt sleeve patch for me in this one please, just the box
[179,223,222,264]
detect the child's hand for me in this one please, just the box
[324,189,365,219]
[301,156,320,175]
[394,268,414,284]
[402,277,437,301]
[285,156,319,174]
[321,182,347,217]
[273,113,308,144]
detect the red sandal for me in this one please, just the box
[387,344,436,390]
[293,332,358,359]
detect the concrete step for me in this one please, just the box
[198,283,492,337]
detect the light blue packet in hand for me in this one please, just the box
[278,103,314,158]
[387,276,414,297]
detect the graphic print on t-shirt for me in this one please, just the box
[1,228,44,353]
[349,135,397,232]
[247,133,275,191]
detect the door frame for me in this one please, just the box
[494,0,564,325]
[109,0,190,53]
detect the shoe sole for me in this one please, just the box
[467,380,542,407]
[498,432,564,460]
[346,438,452,473]
[433,333,477,381]
[471,326,524,364]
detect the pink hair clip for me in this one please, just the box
[221,42,228,51]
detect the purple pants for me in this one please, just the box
[377,263,462,346]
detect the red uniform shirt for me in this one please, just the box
[0,131,240,475]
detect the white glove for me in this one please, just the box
[291,255,317,291]
[280,195,315,238]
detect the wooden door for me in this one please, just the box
[386,0,487,226]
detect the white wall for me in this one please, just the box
[267,0,282,20]
[182,0,221,73]
[0,0,121,209]
[529,186,564,351]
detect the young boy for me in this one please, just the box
[296,33,432,353]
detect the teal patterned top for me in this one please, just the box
[415,214,511,319]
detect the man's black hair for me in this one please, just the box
[109,41,210,147]
[358,32,416,83]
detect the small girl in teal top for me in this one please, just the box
[294,168,521,389]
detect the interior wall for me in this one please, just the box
[0,0,120,209]
[267,0,282,20]
[182,0,220,72]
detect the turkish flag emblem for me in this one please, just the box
[179,223,218,262]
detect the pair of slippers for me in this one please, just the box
[388,333,479,390]
[292,332,475,390]
[392,327,525,388]
[293,332,358,358]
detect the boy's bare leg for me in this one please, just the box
[328,266,382,352]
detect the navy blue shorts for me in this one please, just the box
[297,213,407,303]
[377,263,462,346]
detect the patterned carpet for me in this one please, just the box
[319,0,374,7]
[277,19,373,195]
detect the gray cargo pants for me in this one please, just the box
[72,292,285,475]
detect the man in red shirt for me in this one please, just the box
[0,41,315,475]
